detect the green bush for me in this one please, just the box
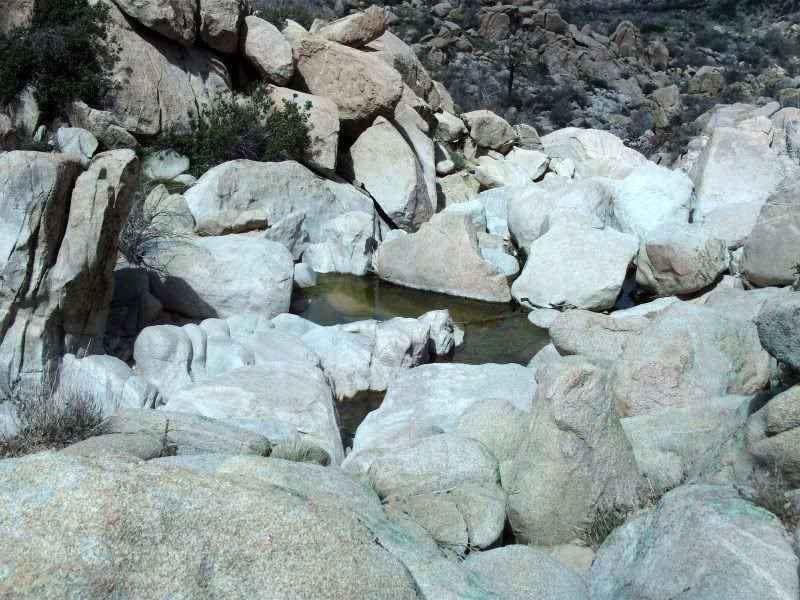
[162,85,313,177]
[0,0,110,115]
[549,99,575,128]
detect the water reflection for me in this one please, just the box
[292,274,549,366]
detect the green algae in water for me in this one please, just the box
[291,274,549,366]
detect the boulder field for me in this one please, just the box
[1,1,800,599]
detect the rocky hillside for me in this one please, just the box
[1,0,800,598]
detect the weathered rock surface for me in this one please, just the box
[372,213,511,302]
[111,0,197,45]
[104,3,230,137]
[757,290,800,370]
[289,30,403,135]
[345,117,432,231]
[741,179,800,287]
[165,362,343,464]
[610,304,771,416]
[302,211,375,275]
[541,127,646,179]
[511,222,638,311]
[1,151,137,396]
[588,485,799,600]
[183,160,372,238]
[0,452,423,599]
[549,310,649,364]
[504,357,639,545]
[349,362,537,456]
[314,6,387,47]
[464,545,589,600]
[635,222,728,296]
[242,16,294,85]
[147,236,294,321]
[462,110,516,152]
[198,0,246,53]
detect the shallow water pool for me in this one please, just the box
[291,274,550,365]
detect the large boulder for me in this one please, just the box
[588,485,799,600]
[690,125,795,217]
[198,0,246,53]
[756,290,800,370]
[345,117,432,231]
[0,452,425,599]
[464,545,589,600]
[289,31,403,135]
[302,211,375,276]
[313,6,387,47]
[104,3,230,137]
[349,362,537,456]
[365,31,439,109]
[609,161,693,238]
[748,385,800,487]
[462,110,516,152]
[183,160,372,238]
[621,395,751,493]
[741,179,800,287]
[609,304,771,416]
[541,128,647,179]
[504,357,640,545]
[635,222,728,296]
[549,310,650,365]
[1,151,137,397]
[241,16,294,85]
[506,178,614,252]
[147,236,294,321]
[700,202,763,250]
[511,222,639,311]
[111,0,196,45]
[372,213,511,302]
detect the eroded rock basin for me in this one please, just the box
[292,274,550,441]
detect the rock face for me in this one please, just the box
[690,126,793,217]
[350,362,537,456]
[462,110,516,152]
[289,31,403,135]
[314,6,387,47]
[165,362,344,464]
[198,0,246,53]
[241,16,294,85]
[511,222,638,311]
[504,357,640,545]
[302,211,375,275]
[0,452,423,599]
[111,0,197,45]
[104,3,230,137]
[635,223,728,296]
[588,485,800,600]
[464,545,590,600]
[609,161,692,238]
[183,160,372,238]
[372,213,511,302]
[345,117,432,231]
[757,291,800,371]
[147,236,294,321]
[549,310,649,364]
[609,304,771,417]
[741,179,800,287]
[0,151,137,396]
[541,127,646,179]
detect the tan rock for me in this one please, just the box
[242,16,294,85]
[314,6,387,47]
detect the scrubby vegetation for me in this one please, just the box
[0,0,110,116]
[252,0,333,29]
[270,439,331,465]
[0,379,101,458]
[161,85,313,177]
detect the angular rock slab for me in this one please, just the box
[511,222,638,311]
[588,485,799,600]
[373,213,511,302]
[0,452,421,599]
[147,235,294,321]
[610,303,771,417]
